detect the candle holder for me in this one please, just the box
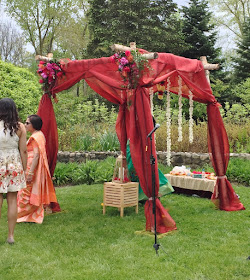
[112,152,130,183]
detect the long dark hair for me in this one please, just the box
[0,98,20,136]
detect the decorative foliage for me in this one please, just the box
[37,60,64,97]
[110,50,151,89]
[178,75,183,142]
[166,77,171,166]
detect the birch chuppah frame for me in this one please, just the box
[35,43,245,236]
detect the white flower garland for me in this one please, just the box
[166,77,171,166]
[149,87,154,115]
[189,90,194,143]
[178,75,183,142]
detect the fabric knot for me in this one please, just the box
[217,175,227,179]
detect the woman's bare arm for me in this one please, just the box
[17,122,27,171]
[26,146,39,183]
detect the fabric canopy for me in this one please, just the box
[37,51,244,233]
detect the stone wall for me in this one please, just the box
[57,151,250,168]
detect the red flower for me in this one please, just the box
[56,71,63,78]
[125,50,131,57]
[39,79,44,83]
[123,66,131,72]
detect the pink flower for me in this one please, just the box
[57,71,63,78]
[39,61,45,64]
[0,166,6,173]
[120,57,129,65]
[41,72,48,79]
[39,79,44,83]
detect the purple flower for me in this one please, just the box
[120,57,128,65]
[46,63,53,70]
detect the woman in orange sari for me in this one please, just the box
[17,115,58,223]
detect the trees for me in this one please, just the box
[209,0,250,39]
[180,0,220,61]
[4,0,88,55]
[87,0,188,57]
[0,19,26,65]
[233,17,250,81]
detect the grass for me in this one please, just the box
[0,184,249,280]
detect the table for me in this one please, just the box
[165,174,216,197]
[103,181,139,217]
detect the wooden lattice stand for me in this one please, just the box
[103,182,139,217]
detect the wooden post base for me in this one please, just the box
[103,182,139,217]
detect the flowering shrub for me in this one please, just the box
[37,60,64,96]
[110,50,151,88]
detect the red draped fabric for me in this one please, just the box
[207,104,245,211]
[37,94,61,212]
[38,51,244,232]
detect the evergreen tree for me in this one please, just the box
[180,0,220,62]
[87,0,188,57]
[233,18,250,82]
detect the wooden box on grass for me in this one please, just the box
[103,181,139,217]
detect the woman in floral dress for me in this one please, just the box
[0,98,27,244]
[17,114,58,224]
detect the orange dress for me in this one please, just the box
[17,131,57,224]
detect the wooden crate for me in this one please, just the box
[103,181,139,217]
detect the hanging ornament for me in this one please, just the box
[166,77,171,166]
[157,82,165,100]
[178,75,183,142]
[189,90,194,143]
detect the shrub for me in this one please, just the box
[0,60,42,121]
[98,130,120,151]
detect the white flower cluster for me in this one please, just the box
[189,90,194,143]
[178,75,183,142]
[166,77,171,166]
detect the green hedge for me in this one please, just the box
[0,60,42,121]
[54,157,249,187]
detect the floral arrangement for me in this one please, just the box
[37,60,64,97]
[110,50,151,89]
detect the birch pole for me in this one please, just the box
[200,56,220,84]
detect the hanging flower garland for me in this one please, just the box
[189,90,194,143]
[110,50,151,89]
[166,77,171,166]
[178,75,183,142]
[149,87,154,115]
[37,60,64,100]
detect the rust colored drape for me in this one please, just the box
[37,94,61,212]
[38,52,244,232]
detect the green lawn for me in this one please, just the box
[0,184,249,280]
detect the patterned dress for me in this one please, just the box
[0,120,26,193]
